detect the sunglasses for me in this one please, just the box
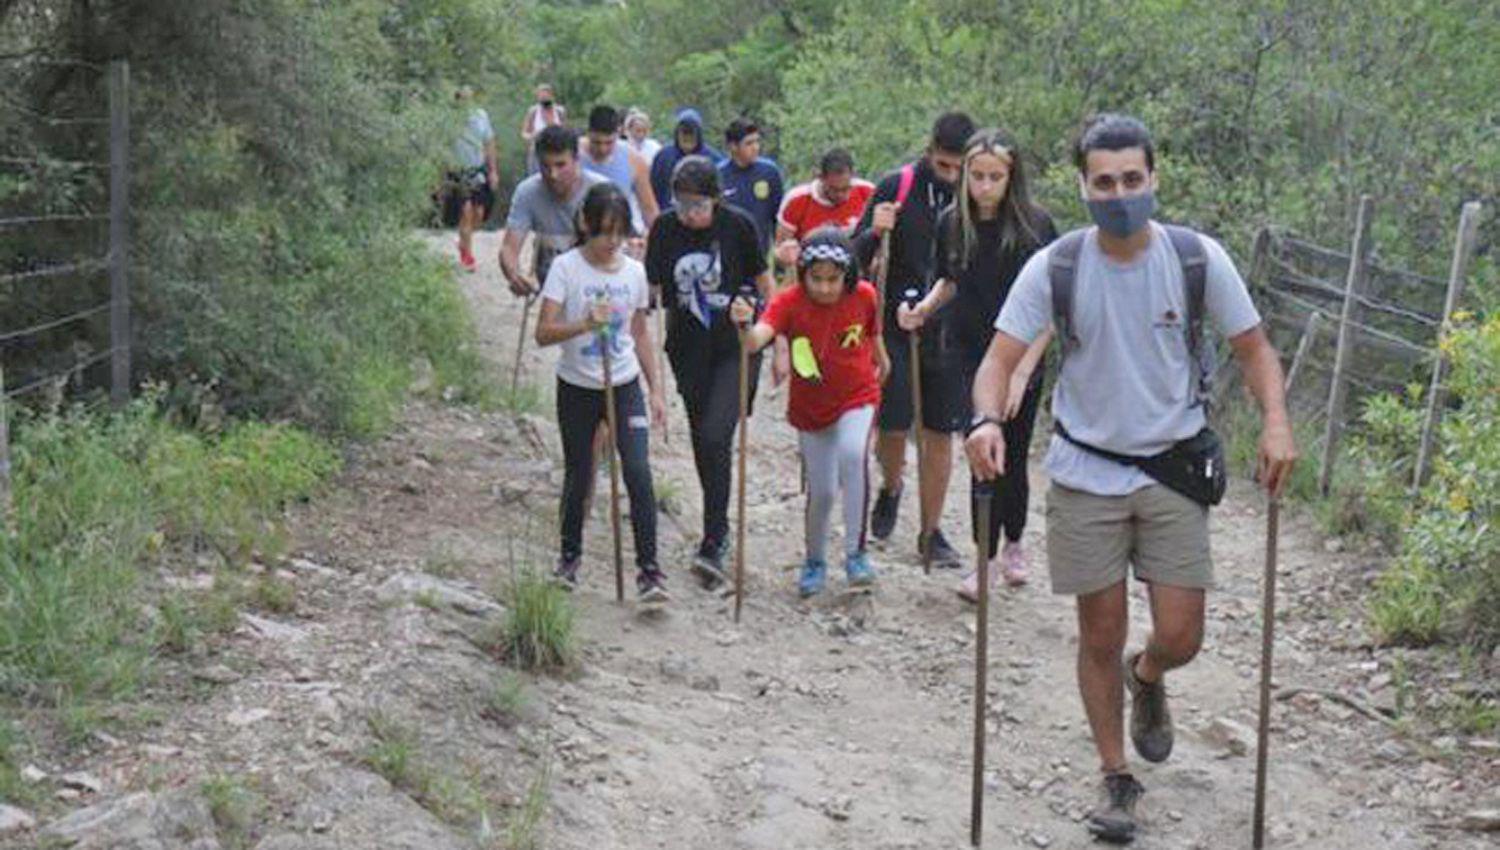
[673,196,714,214]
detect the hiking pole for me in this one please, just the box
[1252,496,1282,848]
[512,292,538,396]
[598,308,625,603]
[970,485,995,846]
[734,285,758,623]
[904,288,930,575]
[656,288,670,445]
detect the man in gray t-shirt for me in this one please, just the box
[500,125,609,295]
[964,114,1297,845]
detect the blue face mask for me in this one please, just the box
[1086,191,1156,238]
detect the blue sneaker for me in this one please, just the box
[798,557,828,597]
[844,551,876,587]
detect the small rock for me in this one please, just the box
[241,612,308,642]
[59,772,103,794]
[1324,538,1345,554]
[1200,717,1254,757]
[193,664,242,685]
[820,795,853,821]
[658,656,691,684]
[20,765,47,783]
[226,707,274,727]
[1458,809,1500,832]
[1375,741,1409,761]
[0,804,36,834]
[1466,739,1500,754]
[689,675,721,693]
[1029,832,1053,848]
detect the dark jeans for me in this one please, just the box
[557,377,657,568]
[970,368,1045,554]
[672,348,761,547]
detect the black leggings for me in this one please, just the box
[673,349,761,547]
[971,373,1045,554]
[557,377,657,568]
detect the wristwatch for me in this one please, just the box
[965,412,1004,438]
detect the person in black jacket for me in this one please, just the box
[646,156,775,588]
[851,111,975,569]
[897,127,1057,598]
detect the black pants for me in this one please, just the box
[557,378,657,568]
[968,363,1046,554]
[672,348,761,547]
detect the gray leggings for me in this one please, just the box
[798,405,875,563]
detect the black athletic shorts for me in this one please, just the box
[877,327,968,434]
[443,168,494,222]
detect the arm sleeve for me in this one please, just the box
[1202,235,1262,337]
[934,211,954,283]
[504,184,533,233]
[761,287,794,334]
[851,175,898,271]
[866,283,883,335]
[477,110,495,143]
[741,218,768,280]
[776,190,799,231]
[644,220,670,289]
[539,254,568,304]
[994,250,1053,344]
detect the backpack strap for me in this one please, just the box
[1162,224,1212,409]
[894,163,917,208]
[1048,229,1089,362]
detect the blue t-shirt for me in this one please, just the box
[718,158,784,254]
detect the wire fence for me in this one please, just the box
[1246,197,1484,493]
[1,59,131,516]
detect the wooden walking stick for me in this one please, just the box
[1253,496,1282,848]
[970,485,995,846]
[733,285,758,623]
[512,292,538,396]
[903,287,930,574]
[598,307,626,603]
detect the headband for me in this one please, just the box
[799,242,853,268]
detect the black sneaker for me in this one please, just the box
[552,555,580,591]
[870,487,901,541]
[636,567,670,604]
[690,538,727,589]
[919,528,963,570]
[1124,652,1174,763]
[1086,772,1145,844]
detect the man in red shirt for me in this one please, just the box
[774,149,876,269]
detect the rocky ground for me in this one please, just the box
[2,229,1496,849]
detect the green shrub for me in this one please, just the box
[497,571,574,672]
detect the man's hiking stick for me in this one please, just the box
[734,315,752,623]
[656,289,670,445]
[904,288,930,574]
[1253,496,1282,848]
[970,486,995,846]
[599,318,625,603]
[513,293,538,396]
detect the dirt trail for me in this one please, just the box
[5,230,1492,850]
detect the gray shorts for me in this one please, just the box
[1045,482,1213,596]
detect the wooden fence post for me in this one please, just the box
[1284,310,1323,397]
[1,362,11,530]
[108,59,131,408]
[1247,226,1272,296]
[1412,201,1482,488]
[1318,194,1374,496]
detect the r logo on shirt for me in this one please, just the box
[839,323,865,348]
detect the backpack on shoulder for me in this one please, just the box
[1048,224,1227,508]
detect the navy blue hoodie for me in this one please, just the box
[649,108,726,213]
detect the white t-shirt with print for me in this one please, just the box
[541,248,650,390]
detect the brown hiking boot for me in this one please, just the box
[1086,772,1145,843]
[1124,651,1174,763]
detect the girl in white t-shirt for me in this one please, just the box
[535,183,668,600]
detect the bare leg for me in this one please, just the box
[917,428,953,534]
[875,429,906,493]
[1136,583,1206,683]
[1076,580,1131,772]
[458,200,479,257]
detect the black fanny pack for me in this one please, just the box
[1055,422,1227,508]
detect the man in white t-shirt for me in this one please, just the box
[965,114,1297,844]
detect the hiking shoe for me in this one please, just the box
[798,557,828,597]
[1000,540,1029,586]
[691,538,728,589]
[1125,651,1174,763]
[636,567,669,603]
[1086,772,1145,844]
[844,551,876,587]
[956,561,1000,603]
[870,487,901,541]
[552,555,580,591]
[919,528,963,570]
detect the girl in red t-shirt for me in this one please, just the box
[731,228,891,596]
